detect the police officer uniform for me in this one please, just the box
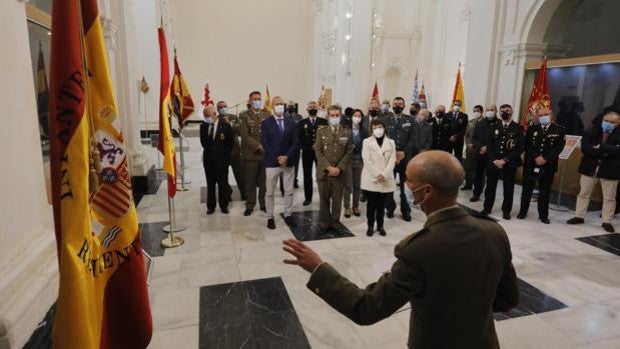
[518,123,566,223]
[384,113,415,221]
[298,115,328,204]
[220,113,246,201]
[313,124,353,230]
[239,109,271,213]
[483,120,524,218]
[428,114,454,153]
[449,110,469,162]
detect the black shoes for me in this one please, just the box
[294,181,299,189]
[540,218,550,224]
[344,208,351,218]
[378,227,387,236]
[402,214,412,222]
[517,213,527,219]
[386,211,395,219]
[267,218,276,230]
[243,208,253,216]
[303,200,311,206]
[206,208,215,215]
[566,217,585,225]
[352,208,361,217]
[602,223,615,233]
[461,186,472,191]
[366,227,374,236]
[260,206,266,212]
[469,196,480,202]
[221,207,229,214]
[480,209,491,216]
[503,212,511,220]
[284,216,297,227]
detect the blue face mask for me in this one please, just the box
[602,121,615,134]
[329,116,341,126]
[251,100,263,110]
[539,115,551,126]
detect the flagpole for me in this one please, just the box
[161,193,184,248]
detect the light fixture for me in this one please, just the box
[371,62,375,67]
[346,12,352,19]
[341,53,347,65]
[47,31,52,36]
[345,34,351,41]
[372,34,376,39]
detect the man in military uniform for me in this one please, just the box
[482,104,525,220]
[449,99,469,162]
[285,101,303,188]
[282,151,518,348]
[428,105,454,152]
[313,105,353,231]
[385,97,415,221]
[239,91,271,216]
[217,100,246,201]
[470,104,500,202]
[518,108,566,224]
[462,105,484,190]
[298,101,328,205]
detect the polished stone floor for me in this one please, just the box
[142,137,620,349]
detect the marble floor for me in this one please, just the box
[139,137,620,349]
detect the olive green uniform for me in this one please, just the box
[239,109,270,210]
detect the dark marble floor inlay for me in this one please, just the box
[576,233,620,257]
[200,185,243,203]
[199,277,310,349]
[281,210,354,241]
[139,221,169,257]
[494,278,567,321]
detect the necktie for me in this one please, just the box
[208,124,214,140]
[277,118,284,132]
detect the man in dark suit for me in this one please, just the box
[298,101,328,206]
[470,104,500,202]
[217,100,246,201]
[411,109,433,157]
[482,104,525,220]
[518,107,566,224]
[262,96,300,229]
[282,150,519,349]
[449,99,469,162]
[200,105,235,214]
[428,105,454,152]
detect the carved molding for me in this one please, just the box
[321,31,336,55]
[460,2,471,22]
[499,43,549,65]
[101,17,119,51]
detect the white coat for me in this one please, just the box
[360,136,397,193]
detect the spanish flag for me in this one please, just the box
[49,0,152,348]
[264,84,273,112]
[171,49,195,126]
[450,63,466,112]
[157,27,177,198]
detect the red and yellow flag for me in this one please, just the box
[157,27,177,198]
[450,63,466,111]
[371,81,379,103]
[171,50,194,126]
[264,84,273,112]
[521,57,551,130]
[49,0,152,348]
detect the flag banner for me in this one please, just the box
[170,52,194,126]
[157,27,177,198]
[36,42,50,140]
[264,84,273,112]
[521,57,551,130]
[450,64,466,111]
[419,83,427,107]
[371,82,379,103]
[201,82,214,106]
[411,69,419,104]
[49,0,152,348]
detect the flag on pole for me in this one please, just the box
[170,49,194,126]
[371,81,379,103]
[157,27,177,198]
[264,84,272,112]
[521,57,551,130]
[419,82,427,107]
[36,41,50,139]
[450,63,466,112]
[411,69,419,104]
[49,0,152,348]
[201,82,214,106]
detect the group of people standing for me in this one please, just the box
[200,89,620,234]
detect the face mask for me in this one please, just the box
[453,106,461,112]
[485,111,495,119]
[411,184,430,206]
[251,100,263,110]
[307,109,318,116]
[274,105,285,115]
[500,111,512,120]
[435,111,445,118]
[381,104,390,112]
[204,116,214,124]
[393,106,404,114]
[602,121,616,134]
[410,109,417,116]
[539,115,551,126]
[287,107,295,113]
[352,116,362,125]
[373,127,385,138]
[369,109,378,117]
[218,107,228,115]
[329,116,341,126]
[419,102,426,108]
[473,112,481,119]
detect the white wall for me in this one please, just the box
[171,0,314,116]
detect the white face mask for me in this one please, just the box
[218,107,228,115]
[329,116,341,126]
[251,100,263,110]
[274,105,285,115]
[485,111,495,119]
[373,127,385,138]
[352,116,362,125]
[381,104,390,112]
[453,106,461,112]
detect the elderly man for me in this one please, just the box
[470,104,500,202]
[429,104,454,153]
[283,150,518,348]
[412,108,433,156]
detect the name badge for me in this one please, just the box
[402,123,411,127]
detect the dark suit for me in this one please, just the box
[449,111,469,161]
[472,117,500,198]
[385,114,415,216]
[261,116,300,167]
[307,206,519,348]
[411,118,433,156]
[285,112,303,186]
[298,117,328,202]
[483,121,525,215]
[200,120,234,210]
[519,123,566,219]
[428,116,454,152]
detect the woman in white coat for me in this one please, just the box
[361,119,397,236]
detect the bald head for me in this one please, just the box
[203,104,216,118]
[406,151,465,198]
